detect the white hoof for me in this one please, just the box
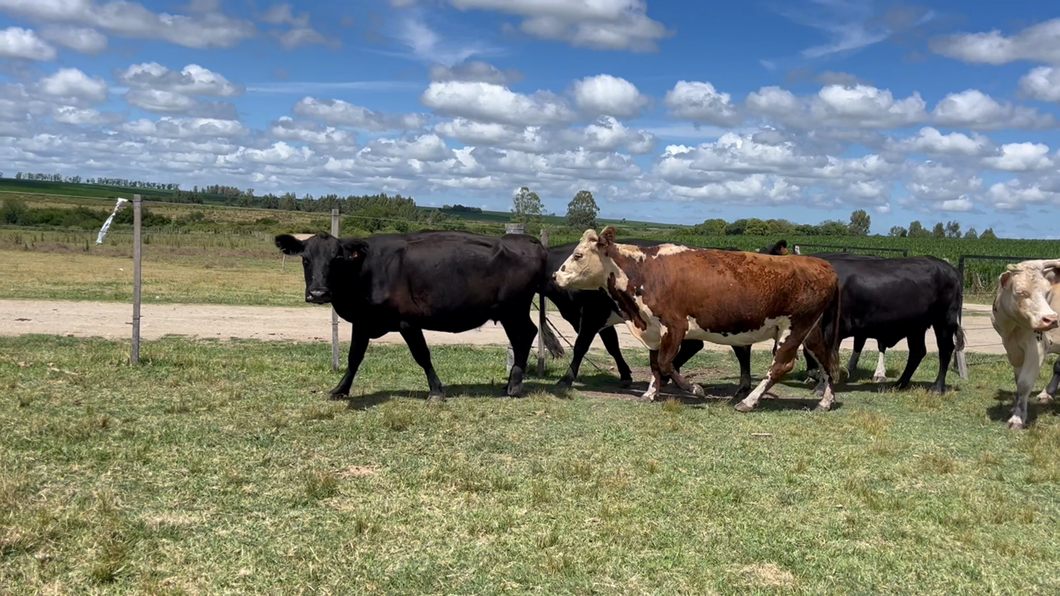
[1006,415,1027,430]
[1037,391,1055,405]
[873,374,887,383]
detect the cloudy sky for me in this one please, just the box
[1,1,1059,237]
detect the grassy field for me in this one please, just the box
[2,335,1060,594]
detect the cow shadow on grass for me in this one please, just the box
[985,389,1057,426]
[571,371,844,412]
[338,380,560,409]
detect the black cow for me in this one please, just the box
[543,238,791,394]
[275,230,559,400]
[800,252,967,394]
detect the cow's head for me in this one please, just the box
[760,239,790,255]
[275,232,368,304]
[553,226,619,290]
[997,260,1060,332]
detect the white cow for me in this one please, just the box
[991,259,1060,429]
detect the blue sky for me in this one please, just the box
[1,1,1059,237]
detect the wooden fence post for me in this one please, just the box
[538,228,548,377]
[131,194,142,365]
[331,208,340,372]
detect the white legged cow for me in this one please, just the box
[991,259,1060,429]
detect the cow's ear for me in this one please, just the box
[599,226,616,246]
[1000,271,1012,289]
[340,238,368,261]
[275,234,304,255]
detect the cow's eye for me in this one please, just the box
[572,253,582,260]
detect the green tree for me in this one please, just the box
[565,190,599,230]
[279,194,297,212]
[818,220,850,236]
[694,218,727,235]
[848,209,871,236]
[889,226,908,237]
[725,218,749,235]
[980,228,998,240]
[964,228,978,240]
[745,218,775,236]
[946,220,961,238]
[932,222,946,238]
[908,220,928,238]
[511,186,543,225]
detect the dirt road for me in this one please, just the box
[1,298,1003,355]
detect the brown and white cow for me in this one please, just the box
[552,226,843,413]
[991,259,1060,429]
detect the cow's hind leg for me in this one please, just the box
[735,326,802,413]
[642,350,664,402]
[1037,357,1060,405]
[400,328,445,401]
[330,332,370,399]
[895,331,928,390]
[501,315,537,398]
[930,324,956,395]
[599,326,634,388]
[846,335,866,380]
[873,344,888,382]
[731,345,753,398]
[661,340,705,388]
[555,318,604,392]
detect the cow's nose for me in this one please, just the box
[306,289,327,302]
[1041,315,1058,330]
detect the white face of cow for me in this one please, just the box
[997,260,1060,332]
[553,229,616,291]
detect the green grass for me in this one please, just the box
[3,336,1060,594]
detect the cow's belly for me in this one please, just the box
[626,315,788,350]
[686,316,789,346]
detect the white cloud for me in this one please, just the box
[985,179,1059,211]
[293,97,429,131]
[363,134,453,162]
[663,81,741,126]
[983,142,1054,172]
[39,68,108,102]
[747,84,926,129]
[118,63,244,97]
[444,0,671,52]
[930,18,1060,65]
[125,89,198,113]
[421,81,575,126]
[269,117,352,146]
[0,26,57,60]
[429,61,521,85]
[395,16,491,65]
[572,74,648,118]
[1020,66,1060,103]
[0,0,257,49]
[932,89,1056,130]
[51,105,123,126]
[39,26,107,54]
[901,161,983,209]
[887,127,992,157]
[122,117,249,138]
[562,116,655,154]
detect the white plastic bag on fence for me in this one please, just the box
[95,198,128,245]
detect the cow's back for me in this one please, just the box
[358,231,546,328]
[829,256,961,339]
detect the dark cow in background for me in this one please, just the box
[796,252,968,394]
[275,230,560,400]
[553,227,843,413]
[545,238,791,394]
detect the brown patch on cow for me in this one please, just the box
[606,271,648,331]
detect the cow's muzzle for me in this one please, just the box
[306,288,331,304]
[1035,315,1059,332]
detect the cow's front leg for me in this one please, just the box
[731,345,753,398]
[555,319,601,392]
[657,322,703,398]
[330,332,370,399]
[846,335,866,380]
[873,348,888,383]
[641,350,663,402]
[1010,341,1045,430]
[400,327,445,401]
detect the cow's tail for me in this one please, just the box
[824,281,843,383]
[952,279,969,379]
[536,249,565,359]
